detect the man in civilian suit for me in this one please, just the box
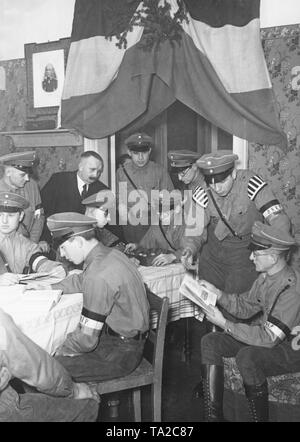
[41,151,108,245]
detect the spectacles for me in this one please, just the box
[178,167,191,178]
[251,250,272,258]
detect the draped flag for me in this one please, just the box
[61,0,286,146]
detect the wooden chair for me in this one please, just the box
[92,290,169,422]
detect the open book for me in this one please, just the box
[179,273,217,315]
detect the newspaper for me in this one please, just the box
[179,273,217,316]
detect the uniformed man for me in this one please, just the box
[0,192,65,284]
[46,213,150,382]
[82,190,121,247]
[116,132,174,243]
[182,150,291,294]
[124,196,187,266]
[198,221,300,422]
[0,151,44,245]
[0,309,99,422]
[168,149,204,191]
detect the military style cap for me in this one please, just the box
[0,151,36,172]
[168,150,201,171]
[47,212,97,242]
[0,191,29,211]
[82,190,115,210]
[196,150,238,175]
[250,221,296,252]
[196,150,238,184]
[125,132,153,152]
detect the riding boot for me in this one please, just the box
[201,364,224,422]
[244,380,269,422]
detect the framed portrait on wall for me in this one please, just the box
[25,38,70,122]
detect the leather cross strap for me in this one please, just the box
[121,165,151,208]
[158,218,176,251]
[122,164,175,249]
[207,188,242,240]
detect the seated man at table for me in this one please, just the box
[0,308,99,422]
[46,212,149,382]
[198,221,300,422]
[0,192,65,285]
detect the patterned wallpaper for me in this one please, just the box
[249,25,300,237]
[0,25,299,227]
[0,59,83,188]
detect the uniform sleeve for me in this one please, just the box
[0,309,74,397]
[218,280,262,319]
[51,272,84,294]
[223,286,300,347]
[180,206,210,256]
[248,173,291,231]
[27,180,45,243]
[57,276,114,356]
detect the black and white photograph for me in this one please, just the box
[0,0,300,426]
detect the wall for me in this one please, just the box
[0,58,83,188]
[0,25,299,217]
[249,24,300,236]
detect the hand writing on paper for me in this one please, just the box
[0,273,20,286]
[25,282,52,291]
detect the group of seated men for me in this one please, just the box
[0,132,299,422]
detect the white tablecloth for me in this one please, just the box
[0,289,82,355]
[0,264,202,354]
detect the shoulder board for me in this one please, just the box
[192,186,208,208]
[248,175,267,200]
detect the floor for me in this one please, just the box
[98,318,207,422]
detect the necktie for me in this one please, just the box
[81,184,88,199]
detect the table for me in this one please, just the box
[139,263,203,323]
[0,264,202,359]
[139,263,203,363]
[0,288,82,355]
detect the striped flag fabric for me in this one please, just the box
[61,0,286,146]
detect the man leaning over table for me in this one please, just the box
[0,192,65,286]
[0,308,99,422]
[46,212,150,382]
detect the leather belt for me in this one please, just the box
[105,325,148,341]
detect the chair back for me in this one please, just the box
[144,289,169,379]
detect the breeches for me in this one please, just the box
[201,332,300,385]
[56,333,145,383]
[0,386,98,422]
